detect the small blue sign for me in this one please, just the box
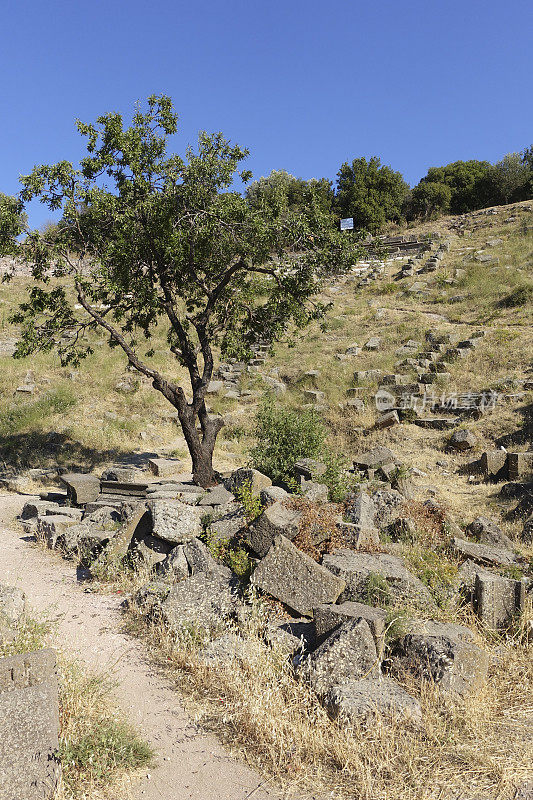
[340,217,354,231]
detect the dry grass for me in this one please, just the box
[126,596,533,800]
[1,612,154,800]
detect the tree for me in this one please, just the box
[9,96,357,487]
[492,152,530,204]
[245,170,334,218]
[418,160,496,214]
[407,181,452,220]
[335,157,409,233]
[0,193,26,256]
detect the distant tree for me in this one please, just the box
[9,96,358,487]
[245,170,334,217]
[335,157,409,233]
[0,193,26,256]
[418,160,496,214]
[492,153,530,203]
[406,181,452,220]
[522,145,533,197]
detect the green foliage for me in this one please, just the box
[58,662,154,794]
[335,156,409,233]
[321,452,360,503]
[250,397,326,484]
[416,160,497,215]
[245,169,334,219]
[0,192,26,256]
[12,95,359,485]
[234,480,264,522]
[0,615,51,657]
[406,181,452,220]
[203,527,253,582]
[406,548,458,607]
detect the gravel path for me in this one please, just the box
[0,492,284,800]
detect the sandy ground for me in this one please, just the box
[0,492,289,800]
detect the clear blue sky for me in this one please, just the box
[1,0,531,228]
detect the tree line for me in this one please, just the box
[246,146,533,233]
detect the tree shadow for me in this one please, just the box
[0,430,160,475]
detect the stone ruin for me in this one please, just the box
[18,450,532,732]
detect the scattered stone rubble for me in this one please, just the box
[17,447,531,734]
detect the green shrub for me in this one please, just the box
[235,480,264,522]
[250,397,326,484]
[321,453,360,502]
[497,282,533,308]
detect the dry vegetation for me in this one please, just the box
[2,200,533,799]
[126,594,532,800]
[0,614,153,799]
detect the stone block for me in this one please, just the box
[480,450,508,480]
[225,468,272,495]
[265,617,315,656]
[0,648,59,799]
[391,620,489,698]
[259,486,290,506]
[313,601,386,650]
[374,410,400,429]
[294,458,327,480]
[452,537,518,567]
[322,549,435,608]
[59,472,100,505]
[251,535,345,616]
[449,429,477,450]
[326,677,422,727]
[474,573,526,629]
[148,457,185,478]
[160,572,242,635]
[300,618,379,695]
[247,502,301,558]
[507,452,533,481]
[148,499,203,545]
[466,516,513,549]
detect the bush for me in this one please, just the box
[250,398,326,484]
[497,283,533,308]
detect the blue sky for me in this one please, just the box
[1,0,531,228]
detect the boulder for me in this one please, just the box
[300,618,379,696]
[353,447,398,472]
[326,678,422,727]
[465,516,513,549]
[148,457,184,478]
[251,535,345,616]
[449,429,477,450]
[98,504,150,561]
[313,601,386,650]
[132,535,174,568]
[364,337,381,351]
[208,505,247,543]
[182,537,227,577]
[247,502,302,558]
[160,572,242,635]
[36,515,79,550]
[390,619,489,699]
[322,549,435,608]
[225,468,272,495]
[294,459,327,481]
[474,573,526,629]
[374,410,400,429]
[148,500,203,545]
[371,489,405,529]
[452,537,519,567]
[301,481,329,503]
[480,450,507,479]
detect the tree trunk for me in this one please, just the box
[175,404,220,488]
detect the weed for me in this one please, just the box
[234,480,264,522]
[364,572,392,607]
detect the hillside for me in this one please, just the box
[0,200,531,528]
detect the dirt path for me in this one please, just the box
[0,492,287,800]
